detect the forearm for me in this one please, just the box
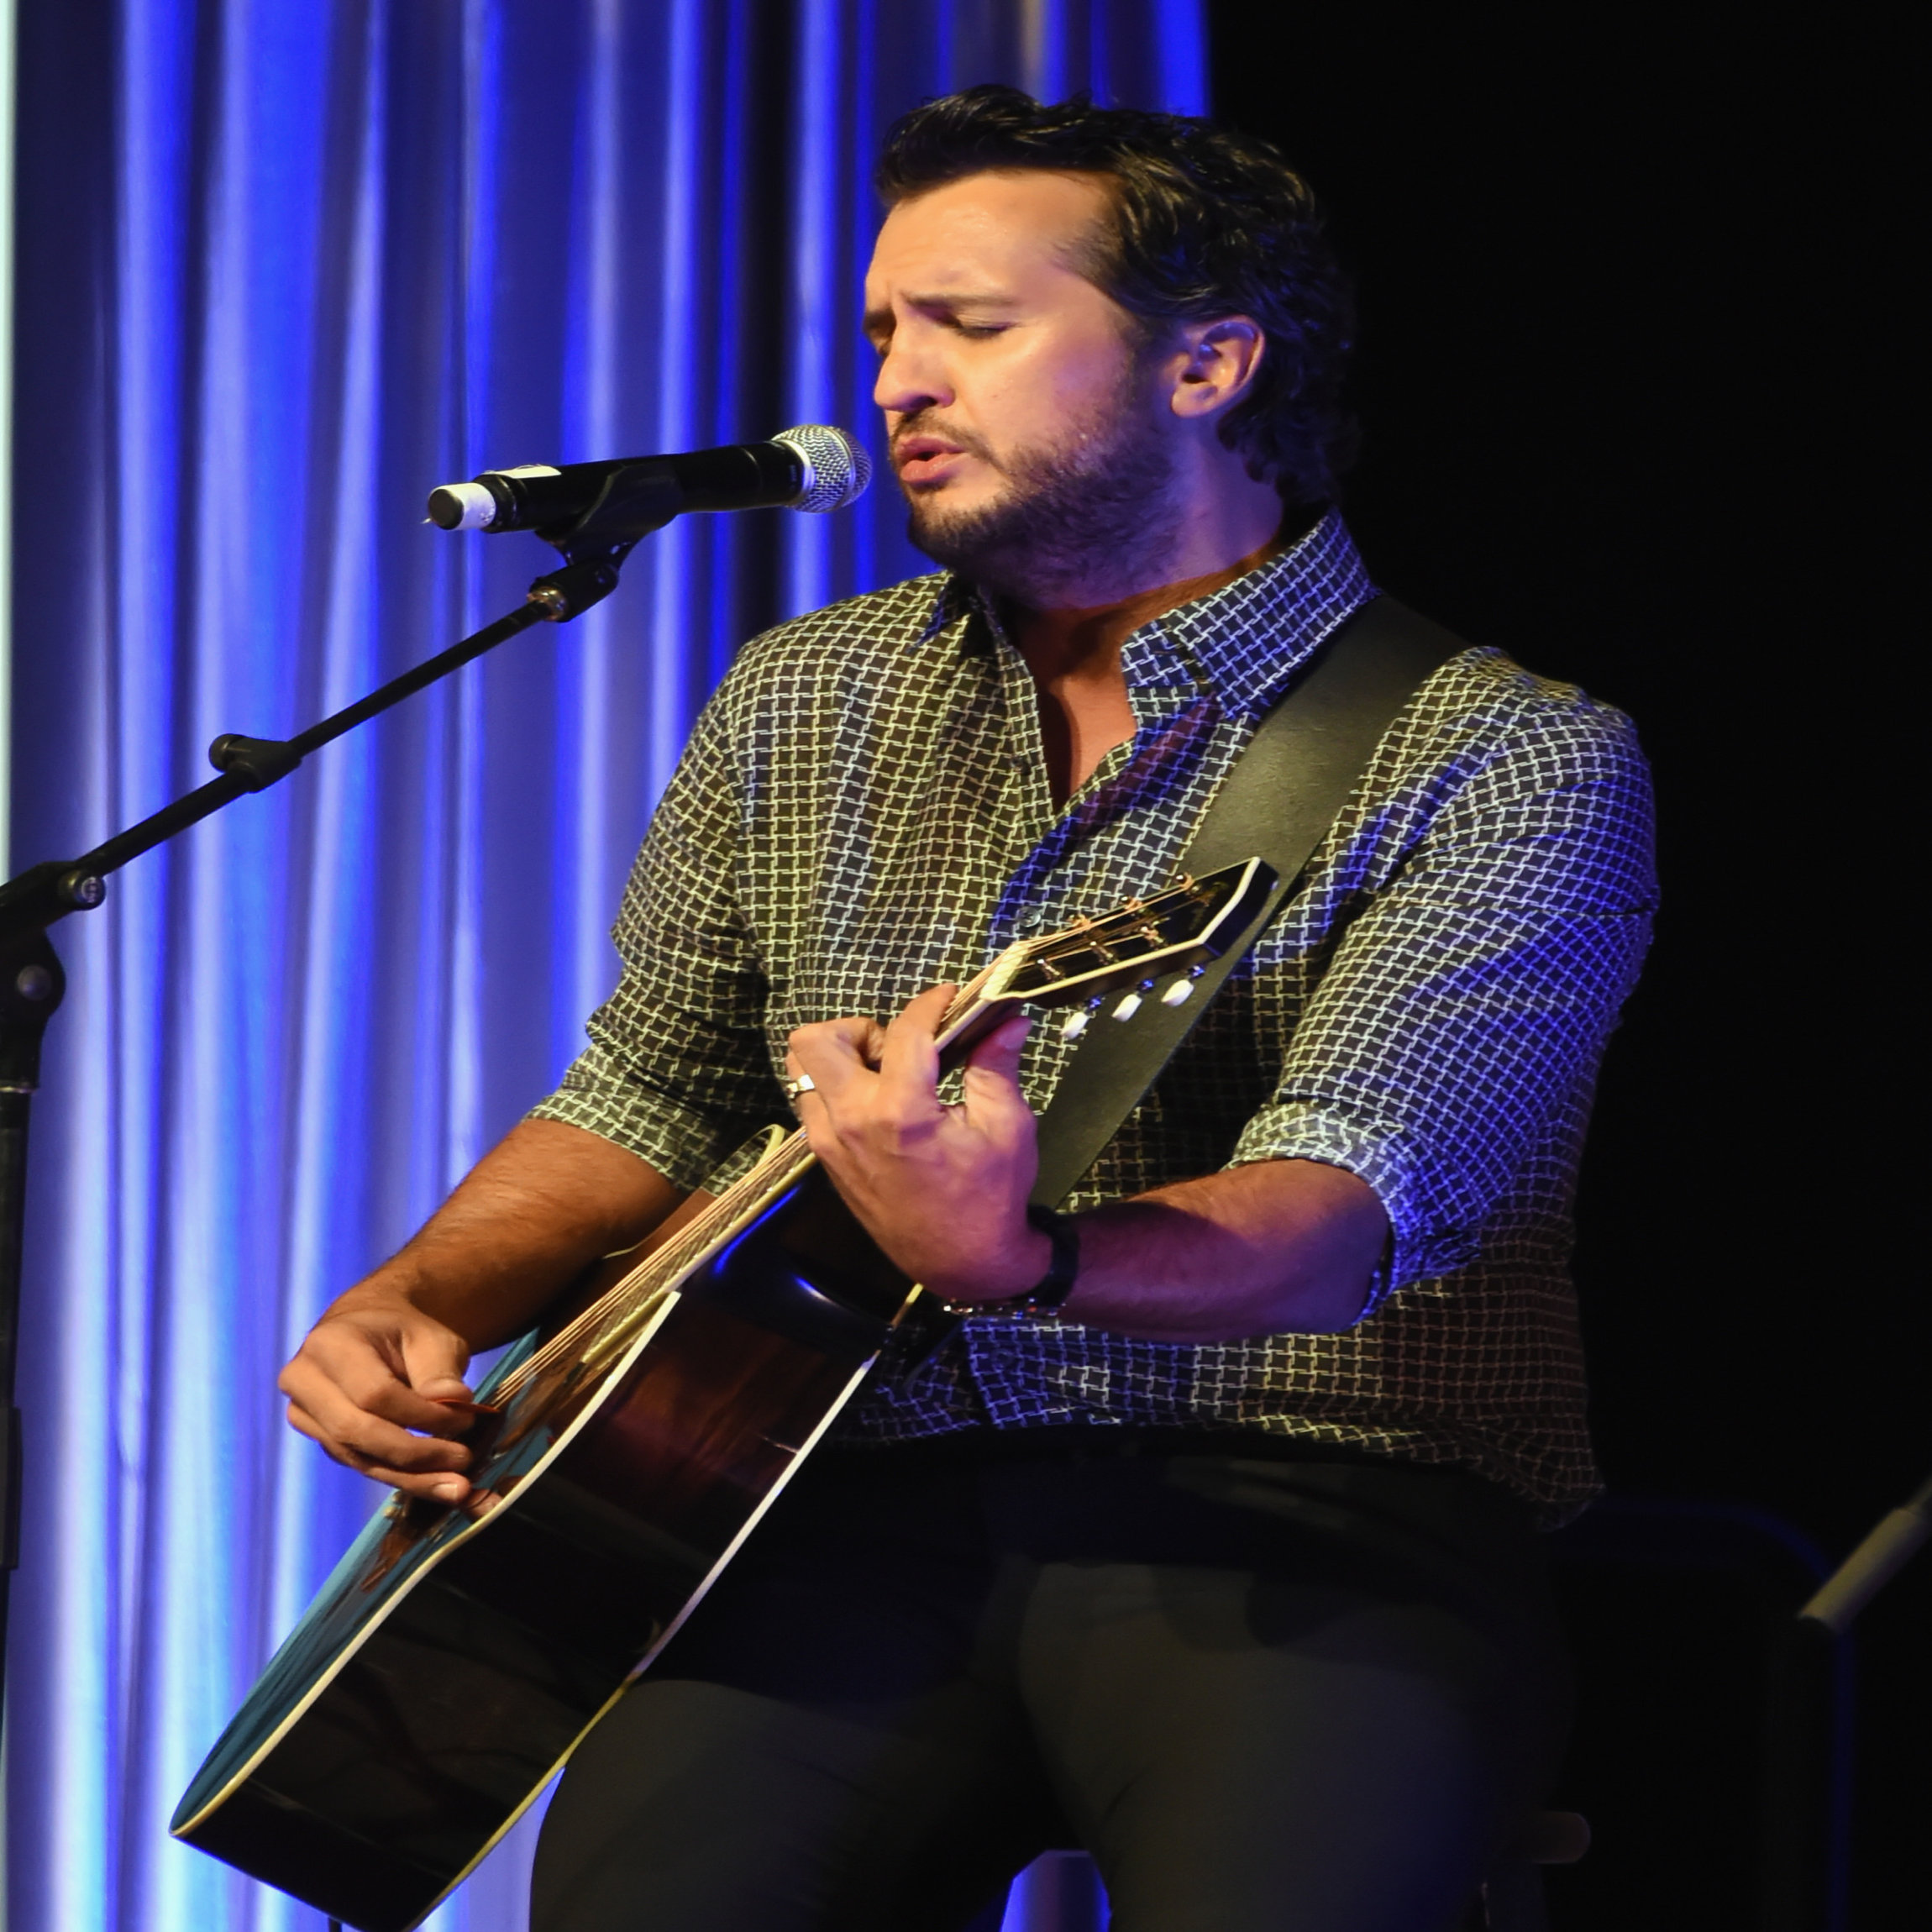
[341,1117,686,1347]
[787,998,1388,1341]
[283,1107,687,1499]
[998,1159,1388,1342]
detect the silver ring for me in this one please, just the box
[780,1073,816,1102]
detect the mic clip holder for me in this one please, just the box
[521,466,670,622]
[539,465,680,552]
[528,538,640,623]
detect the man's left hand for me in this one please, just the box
[786,984,1048,1304]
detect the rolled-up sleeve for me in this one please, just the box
[1230,692,1657,1308]
[528,699,776,1189]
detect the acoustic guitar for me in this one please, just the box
[171,857,1274,1931]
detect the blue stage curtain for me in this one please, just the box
[3,4,1204,1929]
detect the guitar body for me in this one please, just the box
[171,860,1272,1930]
[171,1167,918,1932]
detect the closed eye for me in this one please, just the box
[864,319,1005,358]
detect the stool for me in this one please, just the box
[1475,1809,1591,1931]
[998,1850,1107,1930]
[978,1810,1591,1931]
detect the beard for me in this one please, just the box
[897,373,1182,606]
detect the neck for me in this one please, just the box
[1006,517,1309,808]
[1009,511,1308,683]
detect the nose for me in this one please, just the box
[873,325,951,417]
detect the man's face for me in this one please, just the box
[864,170,1179,598]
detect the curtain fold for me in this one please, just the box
[4,4,1204,1927]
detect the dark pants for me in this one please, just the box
[530,1434,1569,1932]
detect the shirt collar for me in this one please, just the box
[915,509,1377,716]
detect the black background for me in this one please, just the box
[1208,8,1919,1925]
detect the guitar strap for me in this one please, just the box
[1026,593,1469,1210]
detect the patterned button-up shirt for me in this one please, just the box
[531,512,1656,1523]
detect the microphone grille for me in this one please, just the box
[773,424,872,513]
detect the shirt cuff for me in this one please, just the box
[1226,1101,1479,1315]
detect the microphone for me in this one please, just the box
[427,424,871,537]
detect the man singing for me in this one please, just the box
[280,88,1656,1929]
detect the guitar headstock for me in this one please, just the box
[969,856,1277,1040]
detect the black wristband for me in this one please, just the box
[1013,1205,1080,1314]
[938,1207,1081,1320]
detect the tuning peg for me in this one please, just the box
[1061,995,1105,1040]
[1112,979,1158,1022]
[1161,964,1208,1007]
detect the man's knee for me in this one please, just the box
[531,1672,1053,1932]
[531,1679,870,1930]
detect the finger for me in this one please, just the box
[874,984,956,1094]
[960,1012,1032,1099]
[286,1389,473,1481]
[284,1414,477,1499]
[280,1362,475,1476]
[376,1463,473,1502]
[962,1019,1039,1176]
[788,1014,889,1104]
[288,1328,472,1436]
[397,1336,475,1409]
[413,1374,477,1405]
[285,1402,474,1500]
[386,1470,474,1502]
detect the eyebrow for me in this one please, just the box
[862,289,1018,342]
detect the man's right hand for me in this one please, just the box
[277,1284,481,1502]
[274,1118,690,1503]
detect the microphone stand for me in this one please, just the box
[0,516,652,1732]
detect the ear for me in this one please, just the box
[1168,317,1266,421]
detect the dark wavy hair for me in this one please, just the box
[876,86,1357,507]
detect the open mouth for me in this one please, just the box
[893,436,970,487]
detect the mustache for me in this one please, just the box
[890,413,1000,468]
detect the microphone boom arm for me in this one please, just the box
[0,528,657,1727]
[0,545,635,939]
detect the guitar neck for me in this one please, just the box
[494,974,1011,1401]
